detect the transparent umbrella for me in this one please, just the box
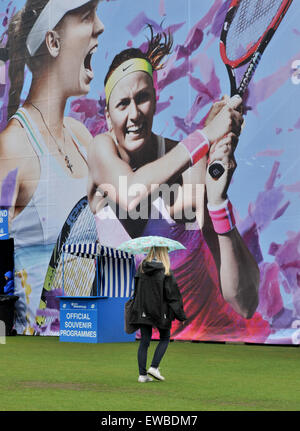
[117,235,186,255]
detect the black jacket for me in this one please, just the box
[129,260,187,329]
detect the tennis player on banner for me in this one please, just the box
[87,26,260,338]
[0,0,104,334]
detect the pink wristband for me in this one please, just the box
[207,199,236,234]
[179,129,210,165]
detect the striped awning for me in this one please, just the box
[62,242,133,259]
[97,253,136,298]
[62,242,136,298]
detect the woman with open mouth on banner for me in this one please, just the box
[87,25,265,341]
[0,0,104,334]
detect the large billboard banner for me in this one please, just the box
[0,0,300,344]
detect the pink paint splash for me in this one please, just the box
[246,50,300,114]
[284,181,300,197]
[293,117,300,129]
[126,11,164,37]
[183,0,223,47]
[69,97,108,136]
[255,149,285,158]
[236,161,300,341]
[184,53,221,125]
[258,262,283,320]
[0,169,18,207]
[210,0,231,37]
[159,0,166,16]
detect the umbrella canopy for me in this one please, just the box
[117,235,186,255]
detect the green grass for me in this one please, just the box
[1,336,300,411]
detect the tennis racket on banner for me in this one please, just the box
[209,0,293,179]
[35,195,98,332]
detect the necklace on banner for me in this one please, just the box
[28,102,74,174]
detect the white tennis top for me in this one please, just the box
[10,107,88,248]
[9,107,88,334]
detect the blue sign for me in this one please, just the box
[59,299,98,342]
[0,209,9,240]
[58,296,135,343]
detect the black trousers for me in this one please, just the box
[137,324,170,376]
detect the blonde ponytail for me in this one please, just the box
[7,10,26,119]
[140,246,171,275]
[7,0,50,119]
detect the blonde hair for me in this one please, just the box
[7,0,50,119]
[7,0,93,118]
[140,246,170,275]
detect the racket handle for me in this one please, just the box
[208,95,243,179]
[208,160,225,179]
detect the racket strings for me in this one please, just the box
[39,203,98,332]
[226,0,284,61]
[62,254,96,297]
[55,203,98,296]
[37,202,99,334]
[39,197,134,334]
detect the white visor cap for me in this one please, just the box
[26,0,93,56]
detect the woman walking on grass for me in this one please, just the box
[129,246,187,382]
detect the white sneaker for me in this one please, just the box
[147,367,165,381]
[138,375,153,383]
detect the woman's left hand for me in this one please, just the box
[205,134,238,206]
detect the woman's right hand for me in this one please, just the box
[205,134,238,206]
[203,95,243,144]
